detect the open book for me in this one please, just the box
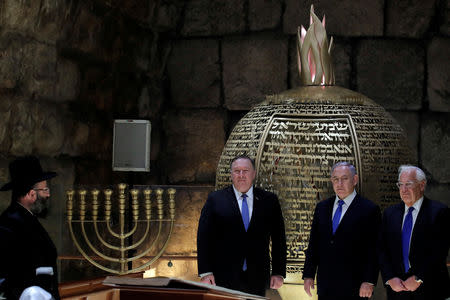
[103,276,268,300]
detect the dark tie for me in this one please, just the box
[402,206,414,272]
[241,194,249,270]
[332,199,345,234]
[241,194,249,231]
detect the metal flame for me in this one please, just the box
[297,5,335,85]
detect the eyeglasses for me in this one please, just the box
[396,182,416,189]
[34,187,50,193]
[331,177,350,184]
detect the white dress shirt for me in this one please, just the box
[331,189,357,224]
[233,185,254,220]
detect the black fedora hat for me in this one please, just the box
[0,156,57,191]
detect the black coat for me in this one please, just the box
[379,197,450,300]
[197,186,286,292]
[303,194,381,297]
[0,201,60,299]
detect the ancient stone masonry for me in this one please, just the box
[0,0,448,287]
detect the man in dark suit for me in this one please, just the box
[0,156,60,299]
[197,155,286,296]
[303,162,381,300]
[379,165,450,300]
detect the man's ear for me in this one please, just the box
[27,189,36,201]
[353,174,359,186]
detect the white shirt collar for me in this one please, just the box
[233,185,253,200]
[335,189,357,207]
[404,196,424,213]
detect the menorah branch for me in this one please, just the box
[66,184,176,275]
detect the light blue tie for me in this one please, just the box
[332,200,345,234]
[402,206,414,273]
[241,194,249,270]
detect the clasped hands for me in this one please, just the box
[304,278,374,298]
[388,276,421,292]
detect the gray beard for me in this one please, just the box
[30,194,49,218]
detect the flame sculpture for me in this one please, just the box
[297,5,335,85]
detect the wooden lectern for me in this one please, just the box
[59,275,268,300]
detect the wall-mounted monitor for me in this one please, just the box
[112,119,151,172]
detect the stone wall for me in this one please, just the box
[0,0,448,293]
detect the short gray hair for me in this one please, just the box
[398,165,427,183]
[331,162,356,176]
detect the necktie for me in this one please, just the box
[241,194,249,270]
[402,206,414,273]
[241,194,249,231]
[332,200,345,234]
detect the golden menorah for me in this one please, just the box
[66,183,176,274]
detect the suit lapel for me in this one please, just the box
[335,194,359,233]
[410,197,428,255]
[392,203,405,261]
[324,197,334,235]
[249,187,262,231]
[227,186,247,232]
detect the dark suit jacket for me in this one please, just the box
[0,201,60,299]
[197,186,286,292]
[379,197,450,300]
[303,194,381,297]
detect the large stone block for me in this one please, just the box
[0,98,67,156]
[0,96,94,158]
[288,38,351,89]
[223,33,288,110]
[420,113,450,183]
[181,0,246,36]
[78,67,114,112]
[23,42,79,102]
[249,0,282,31]
[73,159,117,186]
[441,0,450,35]
[60,121,90,157]
[427,38,450,112]
[115,0,151,24]
[0,159,11,213]
[0,32,26,90]
[385,0,437,37]
[167,39,220,108]
[425,183,450,207]
[0,33,79,101]
[0,98,13,151]
[389,111,419,163]
[0,0,71,43]
[162,109,225,183]
[283,0,383,36]
[153,2,183,32]
[356,39,424,110]
[63,3,108,60]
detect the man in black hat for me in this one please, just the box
[0,156,60,299]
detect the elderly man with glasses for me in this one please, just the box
[379,165,450,300]
[0,156,59,299]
